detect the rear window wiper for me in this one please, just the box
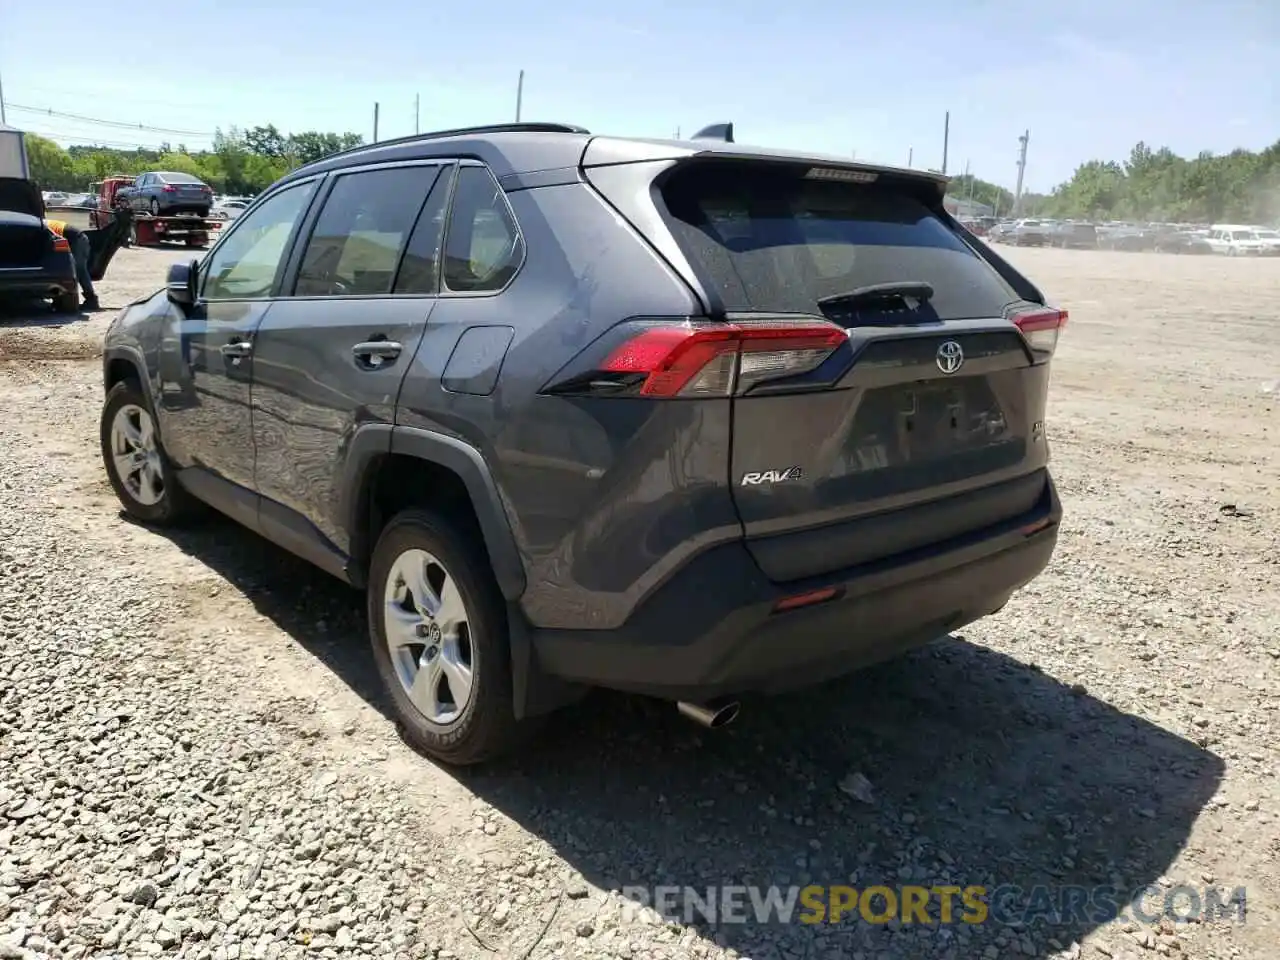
[816,281,935,308]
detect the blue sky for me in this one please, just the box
[1,0,1275,192]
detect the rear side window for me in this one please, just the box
[294,165,442,297]
[442,166,523,293]
[659,163,1018,320]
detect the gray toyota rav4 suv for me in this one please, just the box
[99,121,1065,765]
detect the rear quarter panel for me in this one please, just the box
[394,179,741,630]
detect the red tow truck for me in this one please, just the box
[89,175,222,249]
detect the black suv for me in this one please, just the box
[99,122,1065,765]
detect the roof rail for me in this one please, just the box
[691,123,734,143]
[318,122,592,165]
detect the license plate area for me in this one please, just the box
[844,379,1011,473]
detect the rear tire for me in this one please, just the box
[367,508,535,766]
[100,380,202,526]
[53,286,79,314]
[150,198,161,216]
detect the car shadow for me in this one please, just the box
[0,302,89,327]
[147,515,1224,959]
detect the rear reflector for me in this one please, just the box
[597,321,847,398]
[772,586,841,613]
[1011,306,1068,358]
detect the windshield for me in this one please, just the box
[660,162,1018,320]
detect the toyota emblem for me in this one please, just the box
[936,340,964,375]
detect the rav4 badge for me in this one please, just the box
[740,466,804,486]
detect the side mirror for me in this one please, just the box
[166,260,198,308]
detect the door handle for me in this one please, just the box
[221,341,252,358]
[352,340,403,365]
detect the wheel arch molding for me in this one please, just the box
[341,424,527,602]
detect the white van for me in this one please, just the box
[1206,225,1268,256]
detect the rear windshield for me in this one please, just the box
[159,172,203,184]
[660,163,1018,320]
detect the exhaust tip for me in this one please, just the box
[677,698,741,729]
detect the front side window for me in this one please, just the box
[294,165,442,297]
[202,180,317,301]
[442,166,523,293]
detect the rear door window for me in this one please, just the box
[293,165,443,297]
[659,162,1018,320]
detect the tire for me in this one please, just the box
[367,508,534,766]
[150,198,161,216]
[100,381,202,525]
[53,285,79,314]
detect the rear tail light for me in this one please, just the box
[163,185,177,193]
[1010,306,1068,358]
[48,231,70,253]
[547,320,847,398]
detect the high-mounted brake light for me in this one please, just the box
[805,166,879,183]
[558,321,848,399]
[1011,306,1068,358]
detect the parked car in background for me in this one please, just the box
[0,176,79,313]
[97,120,1065,764]
[986,220,1017,243]
[1052,222,1098,249]
[1249,228,1280,256]
[120,171,214,218]
[1096,224,1153,252]
[1205,225,1268,256]
[1007,219,1052,246]
[1153,229,1213,255]
[211,197,252,220]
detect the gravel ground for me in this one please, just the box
[0,244,1277,960]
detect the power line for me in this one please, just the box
[2,101,214,137]
[16,124,213,152]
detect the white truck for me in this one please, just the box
[0,125,31,179]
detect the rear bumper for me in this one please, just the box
[0,263,76,301]
[531,474,1062,700]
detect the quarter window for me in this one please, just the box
[294,165,442,298]
[202,180,317,300]
[442,166,522,293]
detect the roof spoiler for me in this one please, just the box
[691,123,734,143]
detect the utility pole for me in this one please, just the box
[907,146,913,168]
[0,66,6,125]
[515,70,524,122]
[674,126,681,139]
[414,94,419,135]
[373,102,380,143]
[941,111,950,175]
[1014,129,1029,216]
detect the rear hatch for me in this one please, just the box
[0,177,50,267]
[589,156,1064,583]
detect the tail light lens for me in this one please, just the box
[48,231,70,253]
[1010,306,1067,359]
[545,319,848,398]
[163,185,177,193]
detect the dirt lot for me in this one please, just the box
[1,245,1277,960]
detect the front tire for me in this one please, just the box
[100,381,201,525]
[368,508,534,766]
